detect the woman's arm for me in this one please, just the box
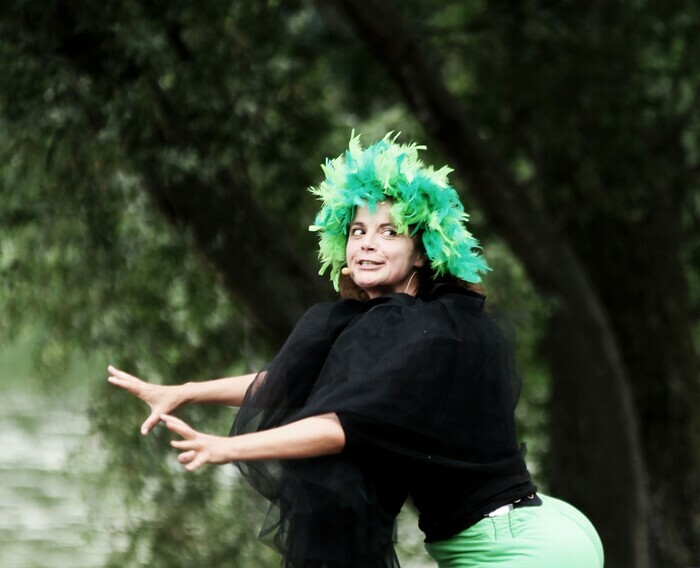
[162,412,346,472]
[178,373,259,406]
[107,365,258,434]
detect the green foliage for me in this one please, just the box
[7,0,698,565]
[0,2,373,565]
[0,2,565,564]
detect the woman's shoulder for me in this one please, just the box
[296,285,488,344]
[425,283,486,307]
[329,287,483,346]
[293,298,375,341]
[362,284,486,319]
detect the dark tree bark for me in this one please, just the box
[564,178,700,567]
[45,11,334,350]
[138,167,332,349]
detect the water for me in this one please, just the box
[0,390,122,568]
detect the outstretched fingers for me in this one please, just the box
[107,368,210,472]
[107,366,157,434]
[107,365,135,379]
[140,412,161,436]
[107,367,183,438]
[171,438,194,450]
[170,438,209,472]
[160,415,218,471]
[107,366,143,394]
[177,450,197,464]
[176,449,207,470]
[160,414,195,439]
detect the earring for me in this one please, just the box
[341,267,350,276]
[404,271,418,294]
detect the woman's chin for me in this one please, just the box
[352,281,375,296]
[355,283,398,299]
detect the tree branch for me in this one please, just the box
[138,166,332,349]
[44,17,333,349]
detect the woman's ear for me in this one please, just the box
[414,254,426,268]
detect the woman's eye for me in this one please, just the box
[382,228,397,237]
[350,228,364,236]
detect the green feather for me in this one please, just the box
[309,132,490,290]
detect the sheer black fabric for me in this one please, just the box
[231,285,532,567]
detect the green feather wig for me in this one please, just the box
[309,132,490,290]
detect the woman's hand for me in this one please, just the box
[162,413,345,472]
[161,414,234,472]
[107,365,186,435]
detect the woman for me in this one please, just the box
[109,133,604,567]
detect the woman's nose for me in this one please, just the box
[360,234,376,250]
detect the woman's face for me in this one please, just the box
[345,202,424,299]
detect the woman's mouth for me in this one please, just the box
[358,260,382,268]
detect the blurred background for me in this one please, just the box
[0,1,697,567]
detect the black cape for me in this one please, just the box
[231,285,528,567]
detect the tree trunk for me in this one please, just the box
[546,311,649,568]
[45,12,335,350]
[137,167,332,349]
[559,178,700,567]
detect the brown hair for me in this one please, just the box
[339,262,484,301]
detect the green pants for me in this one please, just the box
[425,494,604,567]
